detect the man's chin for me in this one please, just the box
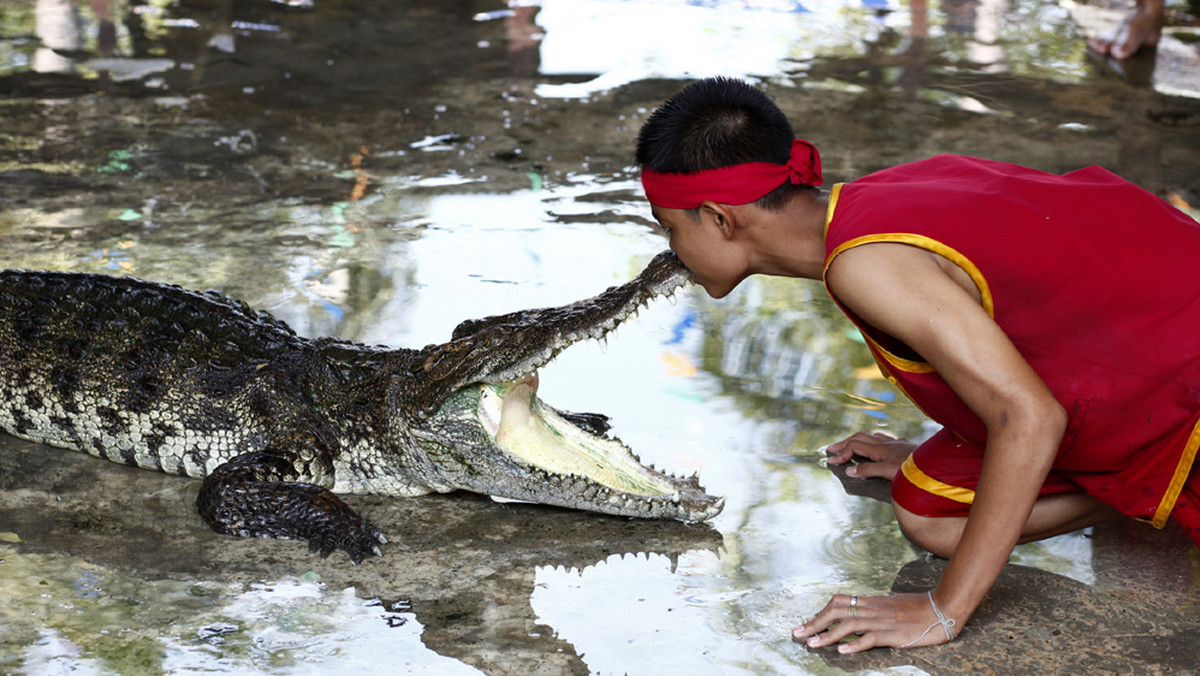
[697,274,744,299]
[701,283,734,299]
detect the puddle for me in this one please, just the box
[1,0,1199,673]
[0,552,477,675]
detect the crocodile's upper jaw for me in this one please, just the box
[418,251,724,522]
[415,251,701,415]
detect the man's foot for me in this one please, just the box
[1087,4,1164,59]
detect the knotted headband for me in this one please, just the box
[641,138,823,209]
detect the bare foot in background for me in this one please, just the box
[1087,0,1164,58]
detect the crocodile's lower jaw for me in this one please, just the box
[477,374,677,497]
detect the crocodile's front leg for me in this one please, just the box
[196,452,387,563]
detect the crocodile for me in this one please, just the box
[0,251,723,562]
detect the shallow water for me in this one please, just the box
[2,0,1199,674]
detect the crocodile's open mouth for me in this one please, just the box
[477,372,678,498]
[424,251,723,521]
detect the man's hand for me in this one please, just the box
[793,591,956,653]
[825,431,915,481]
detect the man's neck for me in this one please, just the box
[747,190,829,281]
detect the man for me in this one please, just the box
[636,76,1200,651]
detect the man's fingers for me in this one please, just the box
[804,620,857,649]
[835,631,880,654]
[793,594,852,639]
[826,432,889,463]
[845,460,895,479]
[825,447,857,465]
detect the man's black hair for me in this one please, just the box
[635,77,806,212]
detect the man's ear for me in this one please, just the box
[698,201,738,239]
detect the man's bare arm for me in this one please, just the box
[798,242,1066,651]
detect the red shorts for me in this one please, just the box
[1169,476,1200,545]
[890,428,1080,518]
[891,428,1200,547]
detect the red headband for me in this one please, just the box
[641,139,823,209]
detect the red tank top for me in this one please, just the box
[823,155,1200,528]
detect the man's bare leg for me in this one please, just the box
[827,432,1124,555]
[895,492,1123,558]
[1088,0,1165,59]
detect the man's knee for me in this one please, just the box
[894,503,964,558]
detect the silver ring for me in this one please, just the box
[849,595,858,617]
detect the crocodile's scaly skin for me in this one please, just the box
[0,252,722,561]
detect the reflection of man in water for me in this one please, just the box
[1087,0,1164,59]
[505,1,543,80]
[35,0,118,71]
[35,0,83,72]
[635,76,1200,653]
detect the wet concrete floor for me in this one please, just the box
[3,0,1200,673]
[4,437,1200,674]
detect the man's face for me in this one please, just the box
[650,204,745,299]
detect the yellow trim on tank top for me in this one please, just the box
[824,232,995,374]
[875,358,942,423]
[824,183,843,236]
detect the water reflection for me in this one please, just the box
[0,430,723,675]
[13,0,1194,101]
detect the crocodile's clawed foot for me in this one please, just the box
[197,453,389,563]
[293,488,388,563]
[305,515,388,564]
[235,484,385,563]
